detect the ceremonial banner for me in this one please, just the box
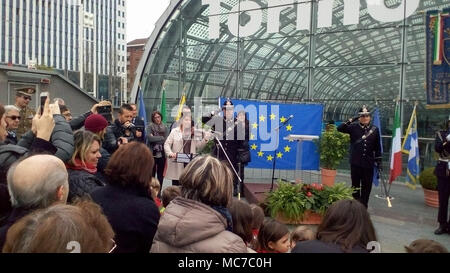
[426,9,450,109]
[219,98,323,170]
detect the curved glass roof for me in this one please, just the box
[135,0,449,148]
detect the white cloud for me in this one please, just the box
[126,0,171,42]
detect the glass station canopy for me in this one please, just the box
[133,0,449,169]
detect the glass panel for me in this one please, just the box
[313,66,401,118]
[184,41,237,72]
[315,27,402,66]
[243,35,309,70]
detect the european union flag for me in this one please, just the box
[220,98,323,170]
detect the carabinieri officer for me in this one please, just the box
[338,106,382,208]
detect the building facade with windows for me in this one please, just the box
[132,0,449,177]
[127,38,148,96]
[0,0,127,102]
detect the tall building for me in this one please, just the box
[0,0,127,102]
[127,38,148,96]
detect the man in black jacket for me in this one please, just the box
[434,117,450,235]
[130,103,145,142]
[103,104,136,154]
[337,106,382,208]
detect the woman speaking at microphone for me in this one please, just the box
[164,115,210,186]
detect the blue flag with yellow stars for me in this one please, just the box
[219,98,323,170]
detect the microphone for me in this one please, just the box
[283,115,294,124]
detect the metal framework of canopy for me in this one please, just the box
[132,0,449,141]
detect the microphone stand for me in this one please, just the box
[270,120,291,192]
[213,133,243,200]
[254,119,290,194]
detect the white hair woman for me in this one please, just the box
[151,155,247,253]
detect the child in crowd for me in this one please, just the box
[161,186,181,214]
[149,178,162,208]
[229,199,255,253]
[257,219,291,253]
[405,239,448,253]
[290,226,315,249]
[248,204,265,250]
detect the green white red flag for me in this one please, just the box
[389,102,402,184]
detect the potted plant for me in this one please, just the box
[315,125,350,186]
[265,181,355,225]
[419,167,439,208]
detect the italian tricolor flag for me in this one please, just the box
[433,12,450,65]
[389,103,402,184]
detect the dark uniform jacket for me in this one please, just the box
[338,122,382,169]
[435,130,450,178]
[204,115,245,165]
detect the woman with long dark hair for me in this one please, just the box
[292,199,377,253]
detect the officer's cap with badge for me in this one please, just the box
[222,98,234,110]
[15,87,36,98]
[358,105,371,117]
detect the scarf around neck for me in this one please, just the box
[211,205,233,232]
[66,158,97,174]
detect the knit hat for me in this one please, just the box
[85,114,108,133]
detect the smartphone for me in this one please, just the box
[40,92,49,115]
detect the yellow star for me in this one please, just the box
[280,116,287,123]
[277,152,283,159]
[250,133,256,140]
[251,144,258,150]
[259,115,266,122]
[267,155,274,161]
[286,124,293,131]
[258,151,264,157]
[252,122,258,129]
[284,146,291,153]
[270,113,276,120]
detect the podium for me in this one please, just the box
[283,135,319,182]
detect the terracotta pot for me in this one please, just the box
[321,168,337,186]
[276,210,323,225]
[423,188,439,208]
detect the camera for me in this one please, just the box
[97,105,111,114]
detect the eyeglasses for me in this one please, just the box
[62,112,72,117]
[6,116,21,121]
[360,114,370,118]
[22,96,32,101]
[108,239,117,253]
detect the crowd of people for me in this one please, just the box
[0,88,449,253]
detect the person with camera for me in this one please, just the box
[130,103,145,143]
[103,104,138,154]
[337,106,382,208]
[66,101,113,131]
